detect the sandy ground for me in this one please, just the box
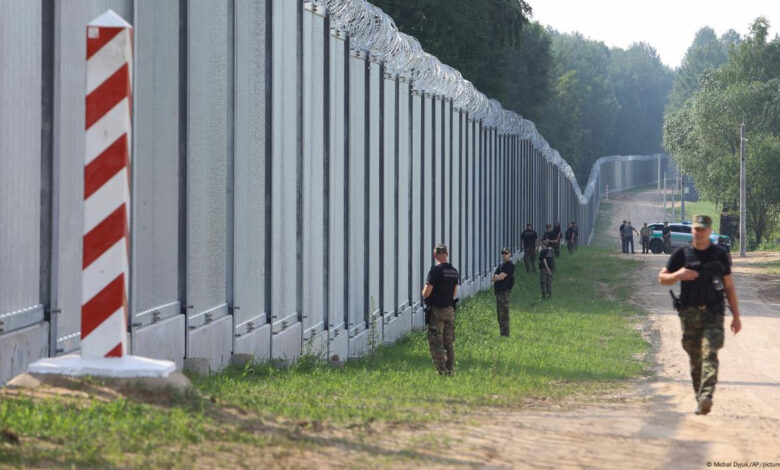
[268,189,780,469]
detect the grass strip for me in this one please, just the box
[0,248,647,467]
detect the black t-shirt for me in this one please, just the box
[538,249,554,270]
[662,226,671,238]
[552,226,562,240]
[666,244,731,306]
[619,224,625,236]
[520,230,538,249]
[494,261,515,293]
[565,227,574,240]
[542,230,555,242]
[425,262,460,308]
[572,226,578,239]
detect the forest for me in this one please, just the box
[372,0,779,247]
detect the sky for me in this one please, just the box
[529,0,780,69]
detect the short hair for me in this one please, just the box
[434,244,448,254]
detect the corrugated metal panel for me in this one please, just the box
[451,108,461,271]
[270,0,300,334]
[52,0,133,353]
[442,99,451,249]
[301,4,325,337]
[367,62,381,317]
[233,0,268,337]
[0,0,42,327]
[347,51,366,332]
[328,33,347,334]
[381,76,396,315]
[187,0,228,329]
[396,80,411,309]
[433,97,442,244]
[410,91,422,307]
[132,1,181,328]
[421,94,433,283]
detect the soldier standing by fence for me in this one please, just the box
[492,248,515,337]
[565,222,575,254]
[422,245,460,376]
[520,224,539,273]
[539,240,554,299]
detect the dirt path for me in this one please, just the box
[270,189,780,469]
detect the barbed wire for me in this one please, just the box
[318,0,663,205]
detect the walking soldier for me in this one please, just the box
[658,215,742,415]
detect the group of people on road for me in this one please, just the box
[619,220,673,254]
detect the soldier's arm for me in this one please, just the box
[452,285,458,298]
[543,259,552,274]
[493,272,508,281]
[422,284,433,299]
[723,274,741,334]
[658,267,698,285]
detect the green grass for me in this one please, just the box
[196,249,647,424]
[0,251,648,467]
[672,200,721,233]
[752,259,780,274]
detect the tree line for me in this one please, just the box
[371,0,673,186]
[664,19,780,247]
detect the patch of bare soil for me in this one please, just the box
[1,372,192,407]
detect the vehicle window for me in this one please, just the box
[671,225,691,233]
[649,224,662,230]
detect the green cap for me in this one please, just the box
[692,214,712,228]
[434,244,448,254]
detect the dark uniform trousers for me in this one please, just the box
[679,306,725,400]
[428,306,455,374]
[496,290,511,336]
[540,270,552,298]
[641,236,650,253]
[523,249,536,272]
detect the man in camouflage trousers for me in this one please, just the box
[422,245,460,375]
[658,215,742,415]
[492,248,515,337]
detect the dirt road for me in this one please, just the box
[278,189,780,469]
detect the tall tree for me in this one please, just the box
[370,0,532,102]
[501,21,553,120]
[667,27,728,113]
[664,18,780,246]
[608,43,674,155]
[538,31,619,183]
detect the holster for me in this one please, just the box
[669,290,684,313]
[423,303,432,326]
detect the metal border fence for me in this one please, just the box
[0,0,669,384]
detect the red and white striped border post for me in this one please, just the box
[82,10,133,358]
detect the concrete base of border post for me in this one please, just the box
[28,354,176,378]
